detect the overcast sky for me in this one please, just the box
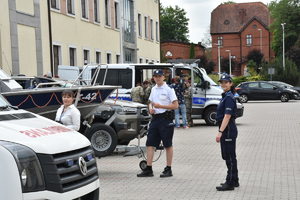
[160,0,271,44]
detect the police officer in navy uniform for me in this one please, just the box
[137,69,178,178]
[215,73,239,191]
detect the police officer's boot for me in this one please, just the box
[216,182,235,191]
[160,166,173,178]
[220,180,239,187]
[137,166,154,177]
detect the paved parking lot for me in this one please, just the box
[97,100,300,200]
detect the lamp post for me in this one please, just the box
[214,43,221,78]
[257,28,262,52]
[225,50,232,76]
[281,23,286,70]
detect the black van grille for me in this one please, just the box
[37,146,99,193]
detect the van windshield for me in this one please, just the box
[93,69,132,89]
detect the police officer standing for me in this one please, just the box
[137,69,178,178]
[215,74,239,191]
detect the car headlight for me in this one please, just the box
[116,106,138,115]
[0,141,45,193]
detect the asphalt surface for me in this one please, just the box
[97,100,300,200]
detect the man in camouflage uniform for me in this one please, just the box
[131,82,144,103]
[184,81,193,127]
[143,81,151,104]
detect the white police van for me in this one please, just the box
[58,63,244,125]
[0,94,100,200]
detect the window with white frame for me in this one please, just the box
[67,0,75,15]
[138,14,142,37]
[150,19,154,40]
[139,58,143,63]
[96,51,101,64]
[105,0,111,26]
[217,36,223,46]
[81,0,88,19]
[144,16,148,39]
[53,45,61,76]
[246,34,252,46]
[145,59,148,63]
[83,49,90,65]
[51,0,60,10]
[114,2,120,29]
[106,53,111,64]
[94,0,100,23]
[69,47,77,66]
[116,55,121,63]
[156,21,159,41]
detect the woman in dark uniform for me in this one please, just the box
[215,74,239,191]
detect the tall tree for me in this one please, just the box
[160,5,190,42]
[269,0,300,57]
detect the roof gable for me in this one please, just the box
[210,2,270,34]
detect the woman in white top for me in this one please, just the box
[55,90,81,131]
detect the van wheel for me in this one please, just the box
[204,107,217,126]
[280,93,289,102]
[85,123,118,157]
[239,94,248,103]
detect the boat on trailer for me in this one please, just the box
[0,69,119,120]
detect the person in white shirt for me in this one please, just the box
[55,90,81,131]
[137,69,178,178]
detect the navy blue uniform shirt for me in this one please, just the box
[216,91,237,122]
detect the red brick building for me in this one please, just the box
[161,41,205,60]
[210,2,275,75]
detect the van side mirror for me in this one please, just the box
[273,86,278,90]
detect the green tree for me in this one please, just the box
[221,1,236,4]
[160,5,189,42]
[246,49,264,73]
[269,0,300,58]
[261,58,300,85]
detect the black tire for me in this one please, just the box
[139,160,148,171]
[84,123,118,157]
[280,93,290,102]
[239,94,248,103]
[204,107,217,126]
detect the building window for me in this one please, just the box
[116,55,121,63]
[106,53,111,64]
[145,59,148,63]
[144,16,148,39]
[69,47,76,66]
[150,19,154,40]
[105,0,111,26]
[94,0,100,23]
[51,0,60,10]
[96,51,101,64]
[138,14,142,37]
[217,36,223,46]
[83,49,90,65]
[139,58,143,63]
[124,0,134,43]
[124,48,134,63]
[246,34,252,46]
[114,2,120,29]
[156,21,159,41]
[53,45,61,76]
[81,0,88,19]
[67,0,75,15]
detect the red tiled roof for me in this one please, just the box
[210,2,270,34]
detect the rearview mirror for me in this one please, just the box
[273,86,278,90]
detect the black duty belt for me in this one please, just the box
[152,111,174,121]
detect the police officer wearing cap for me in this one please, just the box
[215,73,239,191]
[137,69,178,178]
